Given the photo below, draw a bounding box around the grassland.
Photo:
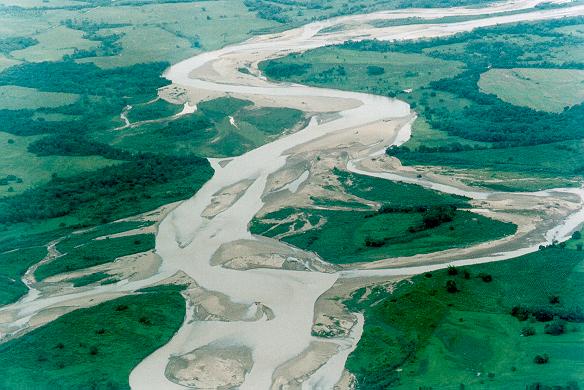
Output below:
[0,131,121,197]
[345,240,584,389]
[0,221,151,306]
[0,285,186,390]
[0,245,47,306]
[0,86,79,110]
[250,169,515,263]
[103,97,304,157]
[260,48,465,97]
[10,25,98,63]
[126,98,182,123]
[478,68,584,113]
[36,233,154,280]
[260,18,584,191]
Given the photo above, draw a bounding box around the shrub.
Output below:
[446,280,459,293]
[533,354,549,364]
[366,65,385,76]
[549,295,560,304]
[447,265,458,276]
[521,326,536,336]
[511,306,529,321]
[544,320,565,335]
[479,273,493,282]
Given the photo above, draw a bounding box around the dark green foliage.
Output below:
[366,65,385,76]
[422,205,456,229]
[0,154,212,225]
[544,320,566,336]
[446,279,459,293]
[259,62,311,78]
[534,354,550,364]
[126,99,182,123]
[0,61,170,99]
[0,246,47,305]
[35,233,154,280]
[68,272,113,287]
[28,134,133,160]
[0,36,38,54]
[251,170,515,262]
[0,286,186,390]
[244,0,494,25]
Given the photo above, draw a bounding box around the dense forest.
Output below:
[0,153,211,225]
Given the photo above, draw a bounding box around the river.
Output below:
[0,1,582,388]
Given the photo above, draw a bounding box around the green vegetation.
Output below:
[260,48,464,95]
[0,153,212,227]
[478,68,584,113]
[0,0,303,316]
[0,220,150,305]
[0,285,186,390]
[0,131,120,197]
[103,97,304,157]
[36,233,154,281]
[0,86,79,110]
[261,17,584,190]
[244,0,494,26]
[250,169,515,263]
[126,98,182,123]
[0,245,46,305]
[67,271,114,287]
[345,242,584,389]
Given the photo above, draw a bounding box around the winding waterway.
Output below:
[130,2,584,388]
[0,1,583,389]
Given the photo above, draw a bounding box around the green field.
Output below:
[0,220,152,306]
[261,18,584,191]
[260,48,464,97]
[478,68,584,113]
[126,98,182,123]
[251,169,515,263]
[0,245,47,306]
[75,0,278,68]
[345,241,584,389]
[103,97,304,157]
[0,132,121,197]
[11,25,98,63]
[0,285,186,390]
[36,233,154,281]
[0,86,79,110]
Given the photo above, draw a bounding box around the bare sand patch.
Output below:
[165,344,253,389]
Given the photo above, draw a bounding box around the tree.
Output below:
[446,280,458,293]
[544,320,565,336]
[533,354,549,364]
